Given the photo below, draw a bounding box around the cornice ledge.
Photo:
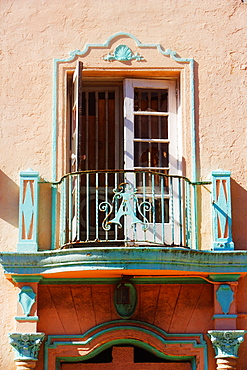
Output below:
[1,248,247,276]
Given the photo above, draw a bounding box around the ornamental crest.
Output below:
[99,182,151,231]
[103,45,144,62]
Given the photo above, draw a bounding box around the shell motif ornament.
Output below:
[103,45,144,62]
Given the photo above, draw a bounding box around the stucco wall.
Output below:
[1,0,247,368]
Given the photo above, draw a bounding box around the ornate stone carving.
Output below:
[208,330,246,358]
[103,45,144,61]
[9,333,45,361]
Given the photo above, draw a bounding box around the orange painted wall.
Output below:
[37,284,213,335]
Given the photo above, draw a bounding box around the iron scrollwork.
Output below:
[99,182,151,231]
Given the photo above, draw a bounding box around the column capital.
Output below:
[8,333,45,361]
[208,330,246,358]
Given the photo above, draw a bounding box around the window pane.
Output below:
[134,115,168,139]
[134,88,168,112]
[134,142,169,168]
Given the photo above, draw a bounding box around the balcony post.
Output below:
[17,169,39,252]
[211,170,234,251]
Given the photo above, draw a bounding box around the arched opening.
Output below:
[60,345,192,369]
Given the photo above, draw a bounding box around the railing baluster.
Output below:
[133,171,137,241]
[76,174,81,241]
[59,177,66,247]
[152,172,156,243]
[178,177,183,246]
[95,172,99,241]
[161,175,165,244]
[143,171,147,242]
[68,175,72,242]
[114,172,118,241]
[185,180,192,248]
[105,171,108,241]
[86,173,90,241]
[170,176,174,244]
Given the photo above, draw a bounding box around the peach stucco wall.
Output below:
[1,0,247,369]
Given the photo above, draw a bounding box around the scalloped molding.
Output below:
[44,320,207,370]
[103,44,144,61]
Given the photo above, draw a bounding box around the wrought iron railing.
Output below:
[17,169,235,252]
[54,170,201,248]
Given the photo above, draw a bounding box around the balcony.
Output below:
[17,169,234,253]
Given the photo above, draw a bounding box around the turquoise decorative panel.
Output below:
[212,170,234,251]
[208,330,246,358]
[17,169,39,252]
[216,284,234,314]
[18,286,36,316]
[8,333,45,361]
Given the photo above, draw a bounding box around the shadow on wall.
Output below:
[231,178,247,250]
[0,170,19,228]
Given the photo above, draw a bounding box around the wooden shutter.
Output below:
[71,60,83,172]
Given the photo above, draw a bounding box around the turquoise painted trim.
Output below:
[209,274,240,282]
[15,316,39,322]
[17,169,39,252]
[18,286,36,316]
[2,248,247,276]
[212,170,234,251]
[12,275,43,283]
[52,32,198,248]
[39,277,209,285]
[44,320,207,370]
[55,342,194,370]
[212,314,238,319]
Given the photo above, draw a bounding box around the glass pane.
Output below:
[134,115,168,139]
[145,198,169,224]
[134,88,168,112]
[134,142,169,168]
[135,170,169,194]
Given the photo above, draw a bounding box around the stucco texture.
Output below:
[1,0,247,369]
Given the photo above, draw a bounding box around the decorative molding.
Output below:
[12,276,43,284]
[15,316,39,322]
[216,285,234,314]
[209,274,240,282]
[45,320,207,370]
[51,32,197,249]
[208,330,246,358]
[2,248,247,276]
[212,314,237,320]
[9,333,45,361]
[18,286,36,317]
[103,44,144,61]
